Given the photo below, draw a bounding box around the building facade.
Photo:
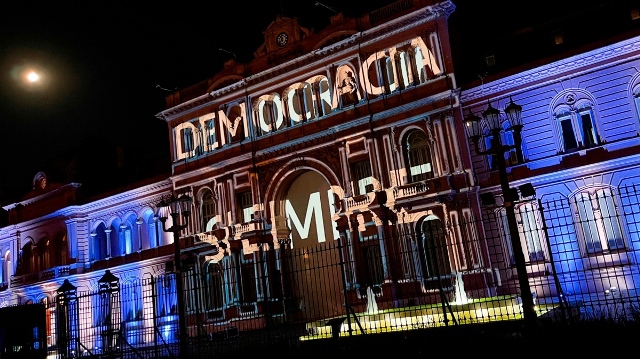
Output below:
[154,0,494,333]
[2,0,640,357]
[461,27,640,315]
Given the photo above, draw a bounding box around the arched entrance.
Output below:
[279,170,344,321]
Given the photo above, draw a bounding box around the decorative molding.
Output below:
[461,36,640,103]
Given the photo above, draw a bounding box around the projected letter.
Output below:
[286,192,325,243]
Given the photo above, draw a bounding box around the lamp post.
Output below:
[56,279,77,358]
[156,193,192,358]
[463,98,538,329]
[98,270,119,354]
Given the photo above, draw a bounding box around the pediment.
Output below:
[254,15,312,58]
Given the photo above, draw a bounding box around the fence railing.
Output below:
[41,183,640,358]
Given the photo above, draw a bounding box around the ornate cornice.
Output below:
[165,1,455,117]
[461,35,640,103]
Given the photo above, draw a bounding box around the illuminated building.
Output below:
[1,0,640,357]
[461,21,640,314]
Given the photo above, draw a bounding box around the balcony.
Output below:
[10,265,71,287]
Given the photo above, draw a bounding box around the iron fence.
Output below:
[41,183,640,358]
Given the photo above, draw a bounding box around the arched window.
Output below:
[204,261,225,311]
[92,224,108,261]
[516,203,546,262]
[573,187,625,254]
[404,129,434,182]
[141,209,160,249]
[39,238,50,270]
[350,158,373,195]
[499,205,547,265]
[255,94,285,136]
[205,118,216,152]
[450,210,483,270]
[414,46,428,83]
[553,91,600,153]
[121,281,143,322]
[418,216,451,279]
[289,84,313,122]
[395,49,416,89]
[182,127,194,155]
[316,77,333,116]
[18,240,35,275]
[236,251,257,306]
[1,251,9,286]
[360,234,385,287]
[236,190,254,223]
[155,274,177,318]
[52,233,68,267]
[338,66,360,108]
[630,79,640,133]
[120,215,140,255]
[201,189,217,232]
[381,56,397,94]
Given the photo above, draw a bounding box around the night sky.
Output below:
[0,0,622,203]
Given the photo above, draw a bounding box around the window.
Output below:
[556,108,599,152]
[419,216,451,278]
[237,190,254,223]
[382,56,397,94]
[451,210,483,270]
[558,113,578,151]
[201,190,216,231]
[413,46,428,83]
[259,100,278,134]
[18,241,35,274]
[574,188,625,254]
[579,110,598,147]
[339,68,359,107]
[94,290,113,327]
[291,85,313,122]
[53,234,68,267]
[405,130,434,182]
[146,212,162,249]
[140,210,158,250]
[316,77,333,116]
[155,274,177,317]
[499,205,546,265]
[121,281,143,322]
[360,235,385,286]
[634,90,640,123]
[120,223,133,255]
[484,132,498,170]
[351,159,373,195]
[395,50,408,90]
[194,123,204,156]
[204,261,225,311]
[484,121,518,170]
[40,239,50,270]
[515,204,546,262]
[91,224,109,261]
[182,128,194,155]
[205,119,216,151]
[236,251,257,305]
[0,252,6,286]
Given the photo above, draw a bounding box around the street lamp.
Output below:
[463,98,538,329]
[156,193,192,358]
[56,279,77,358]
[98,270,119,354]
